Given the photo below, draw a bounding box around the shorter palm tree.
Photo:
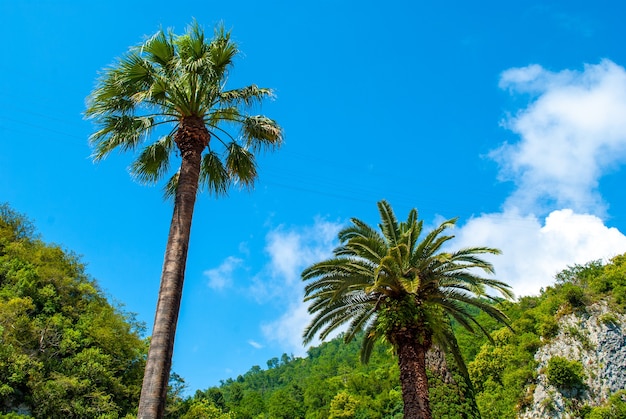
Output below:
[302,200,513,418]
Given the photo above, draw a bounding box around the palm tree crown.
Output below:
[86,21,282,194]
[302,200,513,418]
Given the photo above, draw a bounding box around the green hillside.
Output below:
[2,204,625,418]
[0,205,146,418]
[168,256,626,418]
[167,335,477,419]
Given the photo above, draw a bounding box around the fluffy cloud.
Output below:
[454,60,626,296]
[261,302,312,357]
[203,256,243,290]
[493,60,626,215]
[252,217,341,300]
[259,218,342,354]
[266,217,340,281]
[201,218,341,355]
[454,209,626,296]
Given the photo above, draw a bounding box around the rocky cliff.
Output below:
[519,301,626,418]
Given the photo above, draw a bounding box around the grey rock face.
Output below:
[518,301,626,418]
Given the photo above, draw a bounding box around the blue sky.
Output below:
[2,0,626,393]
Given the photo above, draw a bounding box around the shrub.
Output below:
[562,284,586,308]
[598,313,619,326]
[538,316,559,339]
[546,356,585,389]
[587,390,626,418]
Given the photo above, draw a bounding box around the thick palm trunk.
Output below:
[138,117,208,419]
[395,330,432,419]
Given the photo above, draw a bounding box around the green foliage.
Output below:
[180,399,231,419]
[329,391,360,418]
[165,335,476,418]
[463,256,626,418]
[85,21,283,198]
[163,255,626,419]
[598,313,619,326]
[562,283,586,309]
[586,390,626,419]
[546,357,585,390]
[0,204,146,418]
[302,200,510,417]
[537,315,559,339]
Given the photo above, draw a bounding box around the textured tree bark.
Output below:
[395,329,433,419]
[137,116,208,419]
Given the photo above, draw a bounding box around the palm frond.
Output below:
[301,199,512,369]
[220,85,275,107]
[142,29,175,69]
[360,324,381,364]
[206,107,241,126]
[241,116,283,152]
[199,151,230,196]
[130,135,174,184]
[377,200,400,245]
[163,171,179,200]
[207,24,238,81]
[225,142,257,188]
[89,116,154,160]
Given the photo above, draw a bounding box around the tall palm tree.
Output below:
[85,22,282,419]
[302,200,513,418]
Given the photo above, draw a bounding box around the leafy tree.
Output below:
[329,391,360,418]
[464,257,626,418]
[0,204,146,418]
[180,399,232,419]
[169,327,481,418]
[85,21,282,419]
[267,384,305,418]
[301,200,513,418]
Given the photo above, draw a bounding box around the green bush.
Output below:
[598,313,619,326]
[538,316,559,339]
[546,357,585,389]
[562,284,586,308]
[587,390,626,418]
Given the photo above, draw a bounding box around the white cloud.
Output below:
[261,302,311,357]
[265,216,340,284]
[451,60,626,297]
[454,209,626,296]
[258,218,342,354]
[494,60,626,215]
[248,340,263,349]
[203,256,243,290]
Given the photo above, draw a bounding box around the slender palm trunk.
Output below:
[138,117,208,419]
[395,329,432,419]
